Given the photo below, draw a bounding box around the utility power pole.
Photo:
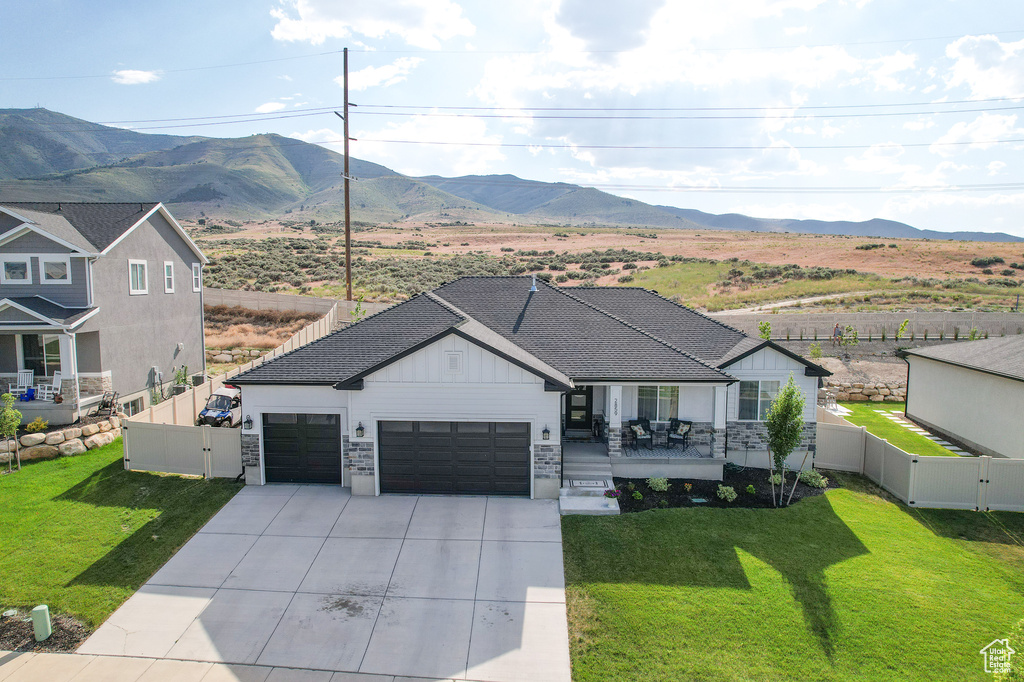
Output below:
[334,47,353,301]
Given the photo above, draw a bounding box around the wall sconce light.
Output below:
[243,415,253,430]
[542,426,550,440]
[356,422,365,438]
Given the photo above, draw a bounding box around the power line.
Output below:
[356,137,1024,151]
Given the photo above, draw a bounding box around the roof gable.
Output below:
[904,336,1024,383]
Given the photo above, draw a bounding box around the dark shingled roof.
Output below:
[230,295,464,385]
[432,278,732,382]
[231,276,832,386]
[1,202,159,251]
[564,286,748,364]
[904,335,1024,383]
[2,296,97,327]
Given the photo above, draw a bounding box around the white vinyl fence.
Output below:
[123,422,241,479]
[815,417,1024,512]
[123,299,363,477]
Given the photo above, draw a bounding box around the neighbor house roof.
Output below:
[0,296,98,329]
[0,202,160,251]
[902,335,1024,383]
[0,202,208,263]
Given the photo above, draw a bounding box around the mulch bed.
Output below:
[613,465,839,512]
[0,610,91,652]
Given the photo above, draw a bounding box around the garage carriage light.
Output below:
[542,426,550,440]
[243,415,253,430]
[356,422,365,438]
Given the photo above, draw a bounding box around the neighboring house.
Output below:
[0,202,207,424]
[902,336,1024,459]
[231,276,828,498]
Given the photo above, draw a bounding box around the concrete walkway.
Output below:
[61,486,569,682]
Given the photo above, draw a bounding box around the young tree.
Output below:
[0,393,22,472]
[758,320,771,340]
[896,318,910,341]
[764,375,805,507]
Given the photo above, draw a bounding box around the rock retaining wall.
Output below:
[824,378,907,402]
[205,348,271,365]
[0,415,125,464]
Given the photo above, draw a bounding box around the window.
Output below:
[192,263,202,292]
[22,334,61,377]
[1,257,31,284]
[163,261,174,293]
[122,397,144,416]
[738,380,780,420]
[128,260,148,295]
[41,256,71,284]
[637,385,679,422]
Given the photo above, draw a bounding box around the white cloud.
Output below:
[343,57,424,91]
[903,118,935,131]
[930,112,1022,156]
[111,69,160,85]
[270,0,474,49]
[988,160,1006,175]
[784,26,809,35]
[944,35,1024,98]
[255,102,288,113]
[869,51,916,91]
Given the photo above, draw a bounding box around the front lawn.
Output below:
[838,401,959,457]
[0,439,241,627]
[563,474,1024,681]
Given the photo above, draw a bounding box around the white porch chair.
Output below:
[8,369,33,397]
[37,371,63,401]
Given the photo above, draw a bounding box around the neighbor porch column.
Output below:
[607,384,622,457]
[712,385,728,458]
[59,333,80,415]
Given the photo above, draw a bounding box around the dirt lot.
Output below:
[204,305,323,349]
[192,220,1024,282]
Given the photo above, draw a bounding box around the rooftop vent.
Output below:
[530,274,538,292]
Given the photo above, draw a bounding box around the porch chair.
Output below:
[8,369,33,397]
[667,418,692,450]
[627,418,653,451]
[37,371,63,401]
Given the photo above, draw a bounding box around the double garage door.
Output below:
[379,421,531,495]
[263,414,531,495]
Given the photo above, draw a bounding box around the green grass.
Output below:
[838,402,960,457]
[563,474,1024,681]
[0,439,241,626]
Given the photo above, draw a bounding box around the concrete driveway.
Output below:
[79,486,571,682]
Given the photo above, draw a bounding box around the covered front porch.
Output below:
[559,382,731,487]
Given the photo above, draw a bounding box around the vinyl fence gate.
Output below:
[123,421,242,479]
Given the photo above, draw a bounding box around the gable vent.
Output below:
[444,350,463,374]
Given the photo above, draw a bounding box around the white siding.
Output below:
[907,356,1024,459]
[240,385,349,438]
[365,334,544,387]
[724,347,818,422]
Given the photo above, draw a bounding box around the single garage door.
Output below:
[378,421,531,495]
[263,413,341,484]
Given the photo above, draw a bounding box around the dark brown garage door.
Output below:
[378,421,531,495]
[263,413,341,484]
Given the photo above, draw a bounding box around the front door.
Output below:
[565,387,593,432]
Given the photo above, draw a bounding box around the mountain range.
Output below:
[0,108,1019,242]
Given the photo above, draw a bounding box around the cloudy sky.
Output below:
[4,0,1024,235]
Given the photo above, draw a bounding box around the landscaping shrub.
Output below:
[798,469,829,488]
[647,477,671,492]
[716,485,737,502]
[768,472,782,485]
[25,417,48,433]
[745,484,756,495]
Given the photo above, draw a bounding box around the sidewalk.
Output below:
[0,650,428,682]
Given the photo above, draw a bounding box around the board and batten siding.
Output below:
[907,356,1024,459]
[724,347,818,422]
[352,333,560,438]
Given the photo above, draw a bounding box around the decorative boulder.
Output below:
[59,439,87,456]
[0,439,15,453]
[84,433,113,450]
[20,433,46,447]
[112,427,122,438]
[63,427,83,440]
[21,444,59,461]
[869,394,885,402]
[0,452,10,464]
[81,424,100,437]
[108,416,120,429]
[98,420,112,432]
[848,393,868,401]
[213,354,233,363]
[44,432,65,445]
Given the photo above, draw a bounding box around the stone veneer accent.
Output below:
[78,374,114,397]
[726,421,817,455]
[711,427,726,458]
[241,433,260,467]
[345,436,375,476]
[533,442,562,479]
[607,426,622,457]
